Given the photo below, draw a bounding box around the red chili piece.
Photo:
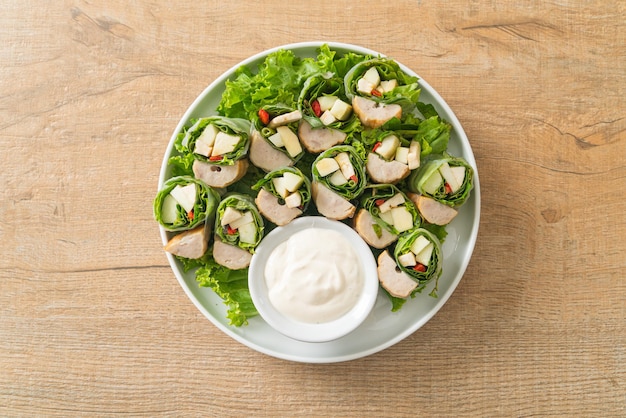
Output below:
[413,263,426,272]
[311,100,322,117]
[187,210,194,221]
[209,155,222,161]
[373,142,382,152]
[226,225,237,235]
[349,175,358,183]
[258,109,270,125]
[444,183,452,194]
[375,199,386,206]
[371,89,382,97]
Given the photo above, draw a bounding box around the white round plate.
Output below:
[158,41,481,363]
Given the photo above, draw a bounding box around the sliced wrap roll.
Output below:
[177,116,251,165]
[407,154,474,207]
[393,228,443,294]
[252,167,311,226]
[253,104,305,163]
[344,57,421,112]
[360,184,421,236]
[214,194,264,253]
[154,175,221,232]
[311,145,367,200]
[297,73,361,132]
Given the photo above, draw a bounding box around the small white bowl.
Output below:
[249,216,379,343]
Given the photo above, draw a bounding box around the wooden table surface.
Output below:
[1,1,624,416]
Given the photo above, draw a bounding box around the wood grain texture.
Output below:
[1,0,624,416]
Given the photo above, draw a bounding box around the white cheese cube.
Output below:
[391,206,414,233]
[378,193,406,213]
[267,110,302,128]
[407,140,421,170]
[317,95,338,111]
[395,146,410,164]
[414,243,434,266]
[284,192,302,208]
[197,124,219,147]
[267,132,284,147]
[375,135,400,160]
[272,176,289,198]
[193,140,212,157]
[363,67,381,86]
[379,79,398,93]
[220,206,244,226]
[329,99,352,121]
[357,77,377,95]
[316,157,340,177]
[169,183,196,213]
[334,152,355,181]
[319,110,337,126]
[238,222,257,244]
[328,170,348,186]
[450,166,466,185]
[398,251,416,267]
[230,210,254,230]
[410,235,430,256]
[211,132,240,156]
[438,162,461,193]
[276,126,302,158]
[282,172,304,193]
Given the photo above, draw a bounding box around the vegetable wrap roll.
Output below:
[407,154,474,207]
[214,194,264,253]
[344,58,421,128]
[296,74,361,152]
[393,228,443,293]
[178,116,251,165]
[359,184,421,235]
[344,57,421,109]
[251,104,305,164]
[252,167,311,226]
[154,175,221,232]
[311,145,367,200]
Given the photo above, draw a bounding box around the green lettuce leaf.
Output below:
[195,258,257,327]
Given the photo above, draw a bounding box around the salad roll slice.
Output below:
[364,130,421,184]
[178,116,251,165]
[407,154,474,207]
[252,167,311,226]
[214,194,264,268]
[154,175,221,232]
[355,184,420,248]
[393,228,443,295]
[311,145,367,220]
[297,73,361,152]
[250,105,305,169]
[344,58,421,126]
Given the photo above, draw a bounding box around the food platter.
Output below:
[157,41,480,363]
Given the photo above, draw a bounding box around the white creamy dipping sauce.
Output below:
[264,228,363,324]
